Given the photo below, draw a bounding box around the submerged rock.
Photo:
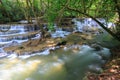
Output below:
[91,44,103,51]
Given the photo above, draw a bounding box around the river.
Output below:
[0,18,113,80]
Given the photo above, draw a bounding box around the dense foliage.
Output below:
[0,0,120,41]
[0,0,119,22]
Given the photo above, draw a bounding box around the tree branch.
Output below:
[66,6,120,41]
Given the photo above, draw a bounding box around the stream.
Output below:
[0,18,113,80]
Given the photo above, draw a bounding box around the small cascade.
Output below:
[0,19,112,80]
[50,23,73,38]
[50,18,112,38]
[51,27,71,38]
[72,18,115,33]
[0,24,40,45]
[0,24,41,58]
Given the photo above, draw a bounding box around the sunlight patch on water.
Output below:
[0,45,111,80]
[0,59,41,80]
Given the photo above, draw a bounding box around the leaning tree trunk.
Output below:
[66,6,120,42]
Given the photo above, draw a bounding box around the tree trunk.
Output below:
[66,6,120,42]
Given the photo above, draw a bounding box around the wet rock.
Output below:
[58,18,73,27]
[56,40,67,46]
[3,38,62,55]
[44,32,51,38]
[91,44,103,51]
[18,46,24,49]
[62,27,74,32]
[24,24,40,32]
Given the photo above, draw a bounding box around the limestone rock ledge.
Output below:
[3,33,93,56]
[3,38,65,55]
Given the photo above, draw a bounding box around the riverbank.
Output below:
[87,46,120,80]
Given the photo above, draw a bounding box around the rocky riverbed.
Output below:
[0,18,120,80]
[3,32,93,56]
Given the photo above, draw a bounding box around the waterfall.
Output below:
[0,21,112,80]
[0,24,40,45]
[72,18,115,33]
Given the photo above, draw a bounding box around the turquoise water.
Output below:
[0,20,112,80]
[0,45,111,80]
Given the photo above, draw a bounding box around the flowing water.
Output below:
[0,18,113,80]
[0,24,40,44]
[0,45,111,80]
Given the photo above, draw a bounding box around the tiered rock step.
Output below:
[0,30,20,35]
[0,24,40,44]
[0,24,40,32]
[0,31,40,42]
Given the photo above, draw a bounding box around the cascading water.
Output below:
[72,18,115,33]
[0,24,41,58]
[47,18,116,38]
[0,24,40,44]
[0,18,113,80]
[51,27,71,38]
